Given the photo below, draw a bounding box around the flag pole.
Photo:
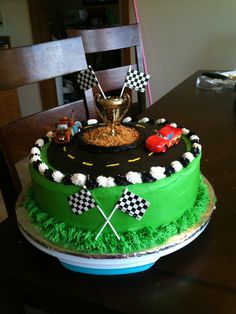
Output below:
[85,188,119,239]
[96,205,120,240]
[98,84,106,99]
[95,204,119,240]
[119,65,132,99]
[89,65,106,99]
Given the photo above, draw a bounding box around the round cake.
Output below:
[26,117,209,254]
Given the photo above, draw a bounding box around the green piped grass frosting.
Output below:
[24,176,210,255]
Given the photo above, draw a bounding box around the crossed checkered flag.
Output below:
[123,68,150,93]
[68,187,120,240]
[67,187,97,215]
[77,65,99,91]
[116,189,150,220]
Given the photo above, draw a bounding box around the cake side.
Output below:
[29,152,201,232]
[25,174,209,254]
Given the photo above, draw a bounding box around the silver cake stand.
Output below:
[16,177,216,275]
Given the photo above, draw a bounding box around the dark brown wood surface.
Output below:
[0,36,95,115]
[0,37,88,90]
[0,71,235,313]
[0,89,21,124]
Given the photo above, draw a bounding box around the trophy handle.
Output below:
[119,93,130,122]
[95,93,106,122]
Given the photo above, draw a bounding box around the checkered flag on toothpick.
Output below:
[77,65,99,91]
[68,187,120,240]
[116,189,150,220]
[123,67,150,93]
[67,187,97,215]
[95,188,150,240]
[77,65,106,98]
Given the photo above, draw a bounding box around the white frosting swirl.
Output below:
[31,147,40,155]
[35,138,44,148]
[122,116,132,123]
[150,166,166,180]
[193,143,202,151]
[46,131,54,140]
[87,119,98,125]
[156,118,166,124]
[52,170,64,183]
[71,173,86,186]
[97,176,116,187]
[29,155,40,163]
[171,160,183,172]
[190,135,200,142]
[182,128,190,135]
[126,171,142,184]
[170,123,177,128]
[138,117,149,123]
[38,162,48,175]
[182,152,194,162]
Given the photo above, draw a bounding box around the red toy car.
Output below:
[145,124,182,153]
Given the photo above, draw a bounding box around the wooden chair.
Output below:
[0,37,96,218]
[0,36,129,314]
[67,23,148,116]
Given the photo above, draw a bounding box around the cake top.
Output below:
[29,117,202,189]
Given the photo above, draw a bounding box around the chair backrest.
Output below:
[67,23,147,115]
[0,37,95,116]
[0,37,96,217]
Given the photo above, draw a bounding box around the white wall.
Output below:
[0,0,42,116]
[134,0,236,104]
[0,0,32,46]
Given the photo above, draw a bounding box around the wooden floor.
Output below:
[0,157,30,222]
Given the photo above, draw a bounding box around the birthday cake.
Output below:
[25,115,210,255]
[23,66,210,256]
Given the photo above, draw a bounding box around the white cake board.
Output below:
[16,177,216,275]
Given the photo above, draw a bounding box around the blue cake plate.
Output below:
[16,177,215,275]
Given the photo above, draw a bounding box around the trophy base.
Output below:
[78,123,144,153]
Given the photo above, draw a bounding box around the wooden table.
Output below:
[0,71,235,313]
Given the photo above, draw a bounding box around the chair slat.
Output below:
[0,38,89,90]
[68,24,142,53]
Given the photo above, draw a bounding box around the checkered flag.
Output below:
[123,67,150,93]
[116,189,150,220]
[67,187,97,215]
[77,65,99,91]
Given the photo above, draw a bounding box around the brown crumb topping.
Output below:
[82,124,140,147]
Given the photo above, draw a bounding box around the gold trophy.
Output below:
[95,93,130,136]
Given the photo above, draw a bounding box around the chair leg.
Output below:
[0,148,21,218]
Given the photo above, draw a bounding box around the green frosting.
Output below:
[29,153,201,233]
[25,176,209,254]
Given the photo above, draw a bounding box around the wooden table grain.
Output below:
[0,71,235,313]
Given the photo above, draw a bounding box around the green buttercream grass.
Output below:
[24,177,210,254]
